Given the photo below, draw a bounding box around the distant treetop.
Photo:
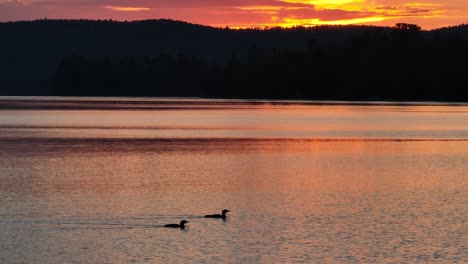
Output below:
[394,23,422,31]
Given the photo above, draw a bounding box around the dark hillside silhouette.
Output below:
[1,19,468,101]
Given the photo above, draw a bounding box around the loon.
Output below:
[204,209,230,219]
[164,220,189,228]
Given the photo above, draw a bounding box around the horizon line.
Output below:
[1,17,467,31]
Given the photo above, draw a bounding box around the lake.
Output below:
[0,97,467,263]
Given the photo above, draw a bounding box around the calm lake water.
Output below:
[0,97,467,263]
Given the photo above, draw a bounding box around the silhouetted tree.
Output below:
[395,23,422,31]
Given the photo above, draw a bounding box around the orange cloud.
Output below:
[104,6,150,12]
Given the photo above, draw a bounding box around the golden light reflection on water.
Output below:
[0,102,467,140]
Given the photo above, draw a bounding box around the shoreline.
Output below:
[0,96,467,108]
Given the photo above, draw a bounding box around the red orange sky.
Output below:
[0,0,467,29]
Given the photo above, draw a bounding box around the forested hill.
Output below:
[0,19,378,95]
[1,19,468,101]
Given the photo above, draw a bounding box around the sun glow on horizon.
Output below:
[0,0,466,29]
[281,16,386,27]
[218,16,386,29]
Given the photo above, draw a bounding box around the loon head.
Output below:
[222,209,230,215]
[180,220,189,226]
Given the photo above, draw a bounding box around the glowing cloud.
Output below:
[253,0,446,26]
[104,6,150,12]
[200,0,447,28]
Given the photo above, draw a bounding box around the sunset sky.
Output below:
[0,0,467,29]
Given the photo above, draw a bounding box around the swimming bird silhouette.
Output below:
[204,209,230,219]
[164,220,189,228]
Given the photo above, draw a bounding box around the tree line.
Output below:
[51,23,468,101]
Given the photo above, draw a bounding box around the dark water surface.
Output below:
[0,98,467,263]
